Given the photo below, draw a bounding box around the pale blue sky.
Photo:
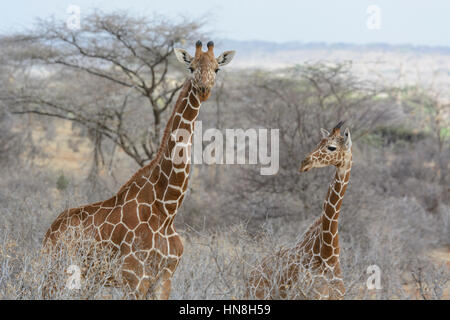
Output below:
[0,0,448,46]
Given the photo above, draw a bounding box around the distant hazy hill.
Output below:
[219,39,450,55]
[215,39,450,103]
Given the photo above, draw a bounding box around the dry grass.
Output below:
[0,229,126,300]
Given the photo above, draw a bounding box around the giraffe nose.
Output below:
[197,86,211,101]
[300,159,312,172]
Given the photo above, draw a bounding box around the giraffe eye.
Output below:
[327,146,336,151]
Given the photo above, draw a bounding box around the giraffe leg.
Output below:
[152,269,172,300]
[121,269,141,299]
[135,277,152,300]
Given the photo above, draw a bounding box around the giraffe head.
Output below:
[299,121,352,172]
[174,40,235,101]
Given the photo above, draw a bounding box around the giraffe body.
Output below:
[247,122,352,300]
[43,41,235,299]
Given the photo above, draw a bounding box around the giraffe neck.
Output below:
[115,79,202,220]
[152,79,201,201]
[157,79,201,191]
[320,154,352,261]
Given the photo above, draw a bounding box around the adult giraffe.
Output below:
[247,121,352,300]
[43,41,235,299]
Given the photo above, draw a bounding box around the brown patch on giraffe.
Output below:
[169,170,185,188]
[177,194,185,208]
[102,196,117,208]
[111,223,128,246]
[323,232,333,245]
[183,104,199,122]
[122,270,139,291]
[124,256,143,278]
[94,208,112,226]
[164,186,182,201]
[149,165,160,184]
[321,243,334,259]
[122,201,139,230]
[340,184,348,195]
[154,233,168,254]
[332,235,340,247]
[329,189,340,205]
[188,93,200,109]
[178,121,192,132]
[161,216,173,233]
[120,242,131,256]
[160,158,172,178]
[84,215,94,228]
[69,214,81,227]
[146,250,163,274]
[333,246,340,256]
[93,228,102,242]
[313,237,321,255]
[149,213,163,230]
[135,248,149,262]
[322,216,331,231]
[177,99,187,114]
[126,183,140,202]
[136,183,155,204]
[115,190,127,206]
[125,231,133,243]
[166,139,176,158]
[345,172,350,181]
[106,207,121,224]
[154,174,169,197]
[77,211,88,222]
[302,237,312,252]
[100,223,114,240]
[134,223,153,250]
[182,169,191,188]
[153,200,166,216]
[327,255,338,266]
[334,180,342,194]
[138,205,151,222]
[164,203,177,215]
[329,221,338,236]
[82,205,99,216]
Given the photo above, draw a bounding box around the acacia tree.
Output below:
[2,11,204,167]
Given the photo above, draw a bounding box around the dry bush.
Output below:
[170,217,449,300]
[0,228,127,300]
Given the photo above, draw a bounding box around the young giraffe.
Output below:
[43,41,235,299]
[247,121,352,300]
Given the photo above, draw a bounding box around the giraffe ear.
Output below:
[344,128,352,149]
[174,48,193,67]
[216,50,236,66]
[320,128,330,139]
